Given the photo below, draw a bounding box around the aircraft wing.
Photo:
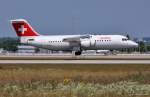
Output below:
[63,35,90,42]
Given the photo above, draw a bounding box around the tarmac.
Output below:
[1,54,150,59]
[0,54,150,65]
[0,60,150,65]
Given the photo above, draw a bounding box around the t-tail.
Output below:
[11,19,40,37]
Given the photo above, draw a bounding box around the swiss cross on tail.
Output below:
[11,19,40,37]
[18,25,27,34]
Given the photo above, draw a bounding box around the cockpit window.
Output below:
[122,38,128,41]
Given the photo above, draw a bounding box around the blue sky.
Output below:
[0,0,150,38]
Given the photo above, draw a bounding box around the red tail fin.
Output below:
[11,19,40,37]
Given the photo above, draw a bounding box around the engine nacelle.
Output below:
[81,40,91,48]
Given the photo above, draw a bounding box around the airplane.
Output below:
[11,19,138,55]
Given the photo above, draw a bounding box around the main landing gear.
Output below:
[72,51,82,56]
[75,51,82,55]
[72,46,82,56]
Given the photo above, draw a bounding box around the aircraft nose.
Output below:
[129,41,138,48]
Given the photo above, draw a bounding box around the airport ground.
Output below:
[0,54,150,97]
[0,63,150,97]
[0,54,150,65]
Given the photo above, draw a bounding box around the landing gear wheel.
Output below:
[75,51,82,55]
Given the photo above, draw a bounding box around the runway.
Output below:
[0,54,150,65]
[1,54,150,60]
[0,60,150,65]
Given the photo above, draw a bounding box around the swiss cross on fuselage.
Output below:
[18,25,27,34]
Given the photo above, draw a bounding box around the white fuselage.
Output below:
[20,35,138,51]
